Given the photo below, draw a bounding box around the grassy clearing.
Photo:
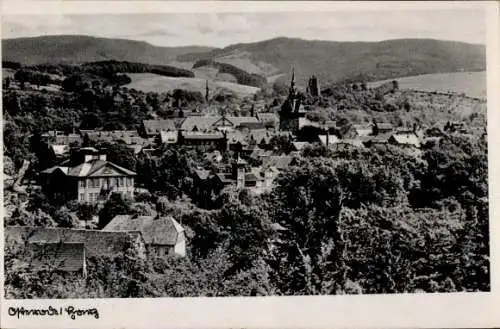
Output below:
[124,73,260,97]
[369,71,486,99]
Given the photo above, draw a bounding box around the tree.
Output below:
[80,113,103,130]
[268,135,294,154]
[269,158,344,294]
[98,193,132,229]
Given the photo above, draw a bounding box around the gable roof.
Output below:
[28,242,85,272]
[104,215,184,246]
[43,159,136,178]
[67,159,136,177]
[4,226,145,258]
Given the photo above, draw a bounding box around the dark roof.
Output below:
[181,116,219,132]
[4,226,145,258]
[28,242,85,272]
[104,215,184,246]
[43,159,136,177]
[235,122,265,130]
[143,119,180,134]
[85,130,145,145]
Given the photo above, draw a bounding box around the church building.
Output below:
[279,68,306,134]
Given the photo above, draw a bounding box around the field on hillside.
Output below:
[124,73,260,97]
[369,71,486,99]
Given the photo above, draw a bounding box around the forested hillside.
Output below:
[2,35,213,65]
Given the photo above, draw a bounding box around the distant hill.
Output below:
[2,35,486,89]
[2,35,213,66]
[178,37,486,85]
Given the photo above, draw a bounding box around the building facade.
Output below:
[40,148,136,204]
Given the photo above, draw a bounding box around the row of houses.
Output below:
[5,214,186,278]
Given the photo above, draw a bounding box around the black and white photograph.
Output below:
[1,1,499,326]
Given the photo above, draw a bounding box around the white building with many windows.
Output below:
[40,148,136,204]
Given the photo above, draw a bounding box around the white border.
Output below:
[1,1,499,328]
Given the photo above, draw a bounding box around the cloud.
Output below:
[1,9,486,47]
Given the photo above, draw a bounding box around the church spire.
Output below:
[288,66,296,100]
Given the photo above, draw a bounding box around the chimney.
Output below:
[233,155,246,189]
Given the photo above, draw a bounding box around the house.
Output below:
[180,115,260,133]
[4,226,148,276]
[444,121,467,133]
[159,130,178,144]
[104,215,186,258]
[373,122,393,135]
[40,148,136,204]
[178,131,227,151]
[351,124,374,137]
[83,130,145,146]
[50,144,70,157]
[193,157,278,203]
[279,69,307,133]
[330,139,364,151]
[256,112,279,130]
[141,119,181,138]
[42,131,82,145]
[388,132,421,148]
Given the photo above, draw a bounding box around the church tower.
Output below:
[205,80,209,102]
[279,67,305,133]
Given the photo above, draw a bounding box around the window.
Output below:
[88,193,94,203]
[79,193,85,201]
[93,178,100,188]
[87,179,93,188]
[79,180,86,188]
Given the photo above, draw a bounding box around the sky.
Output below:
[2,9,486,48]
